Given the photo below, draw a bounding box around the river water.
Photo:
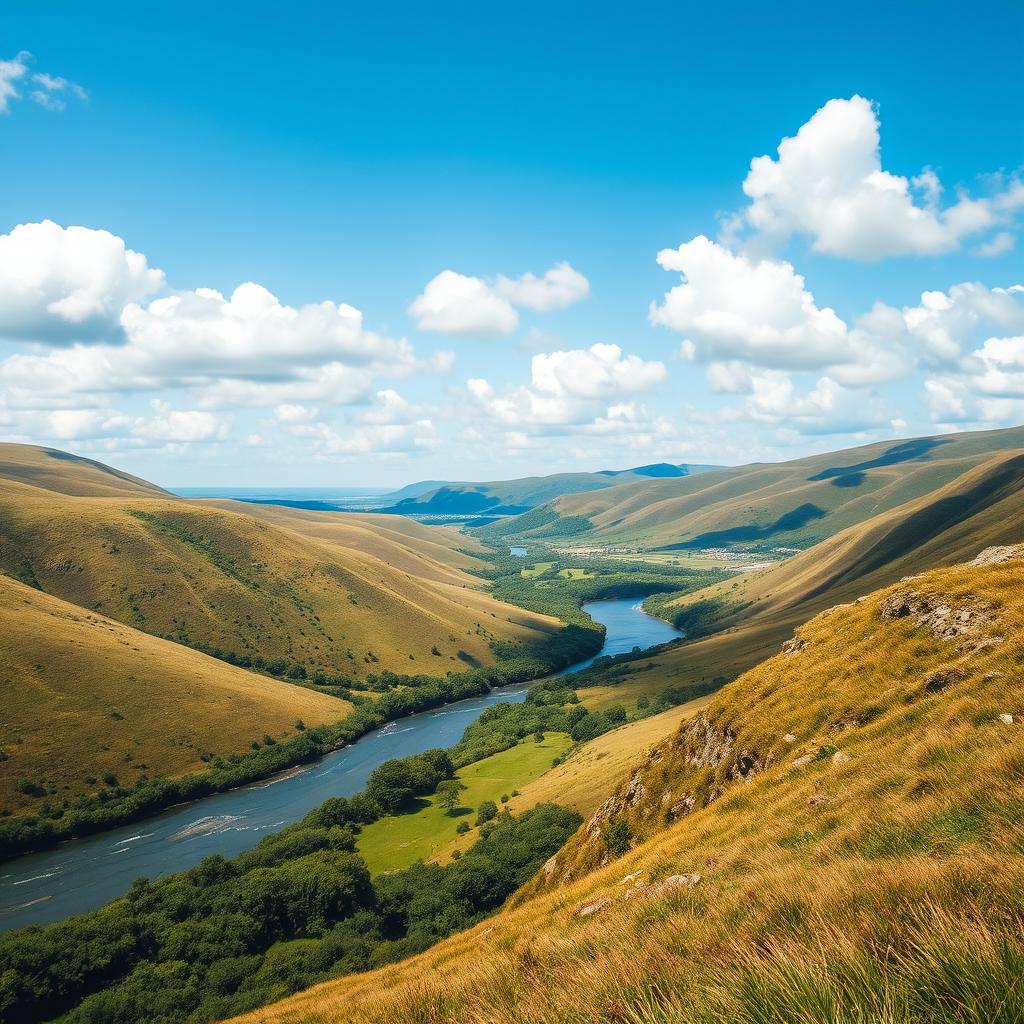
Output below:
[0,597,682,932]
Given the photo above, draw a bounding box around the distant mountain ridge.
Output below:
[378,462,723,518]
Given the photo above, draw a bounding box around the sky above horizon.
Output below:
[1,1,1022,487]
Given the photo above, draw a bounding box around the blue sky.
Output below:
[0,1,1022,485]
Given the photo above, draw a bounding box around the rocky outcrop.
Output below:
[969,545,1022,567]
[782,636,808,656]
[879,589,1002,653]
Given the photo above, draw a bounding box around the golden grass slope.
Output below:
[0,443,170,498]
[0,445,558,678]
[627,448,1024,701]
[229,547,1024,1024]
[511,424,1024,550]
[0,574,348,814]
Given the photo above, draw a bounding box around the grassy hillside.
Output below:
[480,426,1024,550]
[380,463,721,517]
[234,545,1024,1024]
[616,448,1024,705]
[0,444,170,498]
[0,574,348,813]
[0,445,559,680]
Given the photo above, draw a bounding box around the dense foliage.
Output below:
[0,790,581,1024]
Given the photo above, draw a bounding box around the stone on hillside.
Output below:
[650,873,701,896]
[791,754,813,767]
[782,636,808,656]
[999,713,1014,725]
[831,750,850,765]
[969,545,1021,567]
[880,590,997,651]
[784,733,796,743]
[578,897,611,917]
[808,794,833,806]
[924,665,966,694]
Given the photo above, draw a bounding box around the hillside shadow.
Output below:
[808,438,953,485]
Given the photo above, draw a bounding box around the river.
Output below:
[0,596,682,932]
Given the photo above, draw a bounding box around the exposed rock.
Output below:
[542,854,559,877]
[969,545,1022,567]
[618,872,643,886]
[730,748,772,783]
[880,589,999,652]
[650,873,701,896]
[1000,714,1015,725]
[685,715,736,770]
[831,750,850,765]
[924,665,966,694]
[667,794,696,820]
[808,794,833,806]
[985,671,1004,680]
[791,754,813,768]
[782,636,808,656]
[622,883,648,902]
[783,733,796,743]
[578,898,611,918]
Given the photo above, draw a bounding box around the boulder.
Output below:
[578,898,611,918]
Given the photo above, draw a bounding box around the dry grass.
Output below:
[0,445,559,680]
[226,550,1024,1024]
[0,575,348,812]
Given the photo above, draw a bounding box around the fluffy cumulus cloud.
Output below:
[494,262,590,311]
[467,343,665,430]
[0,221,164,343]
[0,222,453,456]
[736,96,1022,259]
[651,236,848,369]
[0,277,440,414]
[409,262,589,337]
[0,52,87,114]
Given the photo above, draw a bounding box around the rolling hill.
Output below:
[479,426,1024,550]
[0,573,349,813]
[0,445,559,680]
[232,545,1024,1024]
[378,462,722,518]
[589,446,1024,710]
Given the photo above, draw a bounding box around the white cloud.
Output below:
[975,232,1016,258]
[650,235,853,370]
[409,262,589,337]
[467,343,665,429]
[0,279,441,411]
[409,270,518,337]
[0,52,86,114]
[0,221,164,343]
[738,96,1017,259]
[495,262,590,311]
[740,371,888,435]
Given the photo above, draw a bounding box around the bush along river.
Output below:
[0,596,682,932]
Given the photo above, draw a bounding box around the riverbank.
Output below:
[0,595,680,932]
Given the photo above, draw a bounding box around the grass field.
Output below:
[356,733,573,873]
[229,546,1024,1024]
[0,575,350,813]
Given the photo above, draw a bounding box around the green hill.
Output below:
[478,426,1024,550]
[380,462,722,518]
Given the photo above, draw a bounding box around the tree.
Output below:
[475,800,498,826]
[435,779,465,814]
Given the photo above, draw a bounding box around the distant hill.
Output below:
[0,445,558,681]
[478,426,1024,549]
[632,446,1024,697]
[379,463,723,518]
